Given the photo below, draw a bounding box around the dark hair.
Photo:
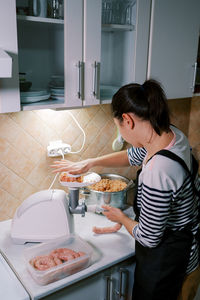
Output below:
[111,79,170,135]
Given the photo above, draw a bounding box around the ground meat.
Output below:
[89,179,127,192]
[93,223,122,234]
[60,173,83,183]
[30,248,86,271]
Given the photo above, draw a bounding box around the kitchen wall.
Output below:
[0,96,199,221]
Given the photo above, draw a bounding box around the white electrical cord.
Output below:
[67,111,86,154]
[48,112,86,189]
[48,149,65,190]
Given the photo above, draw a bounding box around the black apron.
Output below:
[132,150,196,300]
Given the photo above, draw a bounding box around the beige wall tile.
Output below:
[0,188,19,220]
[10,111,58,147]
[0,163,10,185]
[168,98,191,136]
[0,169,36,201]
[34,110,71,135]
[0,115,44,165]
[0,137,35,179]
[91,107,111,129]
[61,123,81,146]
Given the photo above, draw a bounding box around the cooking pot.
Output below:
[82,173,135,209]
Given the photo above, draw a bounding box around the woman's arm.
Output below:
[102,205,138,238]
[51,150,130,174]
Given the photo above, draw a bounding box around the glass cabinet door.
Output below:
[16,0,67,110]
[84,0,137,106]
[100,0,137,102]
[83,0,151,106]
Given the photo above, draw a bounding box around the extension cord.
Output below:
[47,140,71,157]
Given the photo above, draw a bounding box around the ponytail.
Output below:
[111,79,170,135]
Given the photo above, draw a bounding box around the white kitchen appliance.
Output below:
[11,189,74,244]
[11,172,101,244]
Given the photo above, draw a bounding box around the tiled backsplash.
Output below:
[0,97,199,221]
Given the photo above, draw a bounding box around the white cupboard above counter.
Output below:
[0,0,199,114]
[0,0,150,113]
[147,0,200,99]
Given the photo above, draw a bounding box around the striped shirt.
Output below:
[128,125,200,274]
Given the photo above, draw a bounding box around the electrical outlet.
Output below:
[47,140,71,157]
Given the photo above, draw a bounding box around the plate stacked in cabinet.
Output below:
[49,75,64,102]
[20,90,50,104]
[50,87,64,101]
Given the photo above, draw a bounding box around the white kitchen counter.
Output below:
[0,211,135,300]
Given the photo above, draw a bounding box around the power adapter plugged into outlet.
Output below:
[47,140,71,157]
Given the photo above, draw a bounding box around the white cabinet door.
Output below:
[147,0,200,99]
[134,0,152,84]
[40,271,110,300]
[84,0,102,106]
[64,0,84,108]
[0,254,30,300]
[111,258,136,300]
[0,0,20,113]
[0,49,12,78]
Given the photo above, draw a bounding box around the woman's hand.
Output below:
[50,158,94,175]
[102,205,138,238]
[101,205,126,224]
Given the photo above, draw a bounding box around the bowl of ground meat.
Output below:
[82,174,135,209]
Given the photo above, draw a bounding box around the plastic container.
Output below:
[24,235,93,285]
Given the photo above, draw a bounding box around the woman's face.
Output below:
[113,116,143,148]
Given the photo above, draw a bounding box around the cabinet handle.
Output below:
[77,61,85,100]
[92,61,101,99]
[191,62,197,92]
[116,268,129,299]
[104,275,112,300]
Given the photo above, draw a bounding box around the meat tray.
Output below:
[23,235,93,285]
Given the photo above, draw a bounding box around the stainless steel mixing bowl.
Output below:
[82,173,135,209]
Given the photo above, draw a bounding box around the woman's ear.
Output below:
[122,113,134,129]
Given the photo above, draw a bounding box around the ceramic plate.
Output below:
[50,88,64,95]
[21,94,51,104]
[51,96,64,101]
[59,172,101,188]
[21,90,48,97]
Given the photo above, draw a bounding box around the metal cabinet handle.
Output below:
[104,275,112,300]
[77,61,85,100]
[115,268,129,299]
[191,62,197,92]
[92,61,100,99]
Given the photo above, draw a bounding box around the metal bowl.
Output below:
[82,173,135,209]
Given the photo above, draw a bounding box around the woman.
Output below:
[51,80,200,300]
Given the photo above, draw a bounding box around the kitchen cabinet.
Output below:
[110,259,136,300]
[147,0,200,99]
[41,257,135,300]
[0,0,150,113]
